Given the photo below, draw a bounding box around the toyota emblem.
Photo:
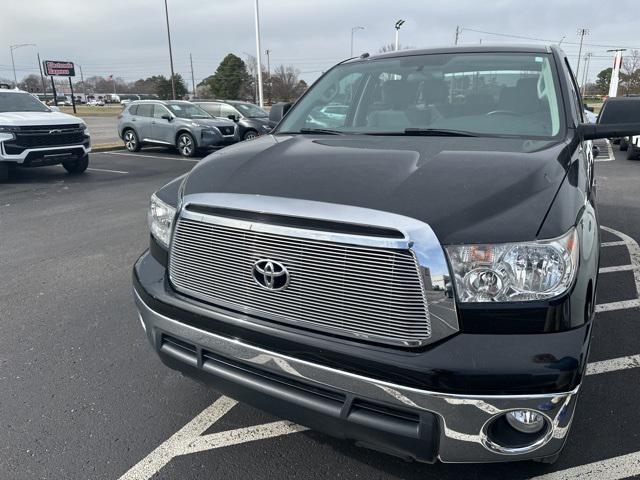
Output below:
[252,259,290,291]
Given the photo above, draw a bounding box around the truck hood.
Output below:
[182,134,573,245]
[0,111,84,127]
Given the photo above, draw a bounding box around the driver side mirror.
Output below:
[161,113,173,121]
[227,114,239,122]
[579,97,640,140]
[268,102,293,126]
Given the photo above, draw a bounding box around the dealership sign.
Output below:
[43,60,75,77]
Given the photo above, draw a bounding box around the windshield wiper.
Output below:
[295,128,344,135]
[402,128,478,137]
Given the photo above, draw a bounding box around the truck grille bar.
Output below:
[168,216,431,346]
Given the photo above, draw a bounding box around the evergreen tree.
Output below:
[200,54,251,99]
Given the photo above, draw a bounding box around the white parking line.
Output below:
[102,151,200,162]
[595,299,640,313]
[87,167,129,174]
[597,226,640,312]
[530,450,640,480]
[586,354,640,376]
[599,264,640,274]
[601,241,626,247]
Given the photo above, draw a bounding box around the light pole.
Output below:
[163,0,176,99]
[350,26,364,57]
[394,20,405,51]
[575,28,589,81]
[254,0,264,107]
[265,49,271,105]
[9,43,36,88]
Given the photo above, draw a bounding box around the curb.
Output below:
[92,144,125,152]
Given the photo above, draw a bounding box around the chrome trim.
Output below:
[134,290,579,463]
[169,193,458,347]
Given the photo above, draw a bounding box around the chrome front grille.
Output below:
[168,216,431,346]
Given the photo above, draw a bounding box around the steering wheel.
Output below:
[486,110,524,117]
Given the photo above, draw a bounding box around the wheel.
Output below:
[176,132,197,157]
[63,155,89,174]
[123,129,141,152]
[620,137,628,151]
[243,130,259,141]
[0,162,10,182]
[627,145,638,160]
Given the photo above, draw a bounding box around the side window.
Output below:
[564,59,584,123]
[128,104,138,115]
[220,104,238,118]
[137,104,153,117]
[153,104,170,118]
[201,103,221,116]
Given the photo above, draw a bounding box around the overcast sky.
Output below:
[2,0,639,90]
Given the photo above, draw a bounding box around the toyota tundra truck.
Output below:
[132,45,640,464]
[0,85,90,182]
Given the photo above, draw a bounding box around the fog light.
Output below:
[506,410,545,434]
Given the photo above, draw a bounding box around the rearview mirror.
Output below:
[579,97,640,140]
[268,102,293,126]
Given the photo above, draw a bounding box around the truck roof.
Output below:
[350,43,557,63]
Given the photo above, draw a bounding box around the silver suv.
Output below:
[117,100,238,157]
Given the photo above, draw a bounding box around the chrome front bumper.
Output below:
[133,290,579,463]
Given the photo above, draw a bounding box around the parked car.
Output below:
[132,45,640,464]
[87,99,105,106]
[193,100,271,140]
[601,97,640,159]
[117,100,239,157]
[0,85,90,181]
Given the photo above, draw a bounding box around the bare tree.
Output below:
[18,74,41,92]
[379,44,413,53]
[271,65,307,102]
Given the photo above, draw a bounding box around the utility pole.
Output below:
[254,0,264,107]
[164,0,176,99]
[9,43,36,88]
[37,51,46,95]
[581,53,592,96]
[265,49,271,105]
[394,20,405,51]
[190,53,196,99]
[454,25,460,45]
[79,64,87,100]
[575,28,590,81]
[351,26,364,57]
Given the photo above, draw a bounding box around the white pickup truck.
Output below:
[0,85,91,181]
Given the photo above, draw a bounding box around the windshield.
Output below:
[277,52,563,138]
[167,103,212,119]
[0,91,50,113]
[230,102,268,118]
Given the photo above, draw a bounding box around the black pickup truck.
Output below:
[133,45,640,463]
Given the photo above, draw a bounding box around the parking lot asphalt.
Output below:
[1,145,640,480]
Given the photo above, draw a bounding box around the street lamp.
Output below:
[9,43,36,87]
[394,19,405,51]
[350,26,364,57]
[163,0,176,99]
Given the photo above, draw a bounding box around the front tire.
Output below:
[63,155,89,174]
[177,132,197,157]
[123,129,141,152]
[243,130,258,141]
[0,162,10,182]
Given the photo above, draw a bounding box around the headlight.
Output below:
[0,132,14,142]
[148,193,176,248]
[446,228,579,302]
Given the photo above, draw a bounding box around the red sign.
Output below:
[43,60,75,77]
